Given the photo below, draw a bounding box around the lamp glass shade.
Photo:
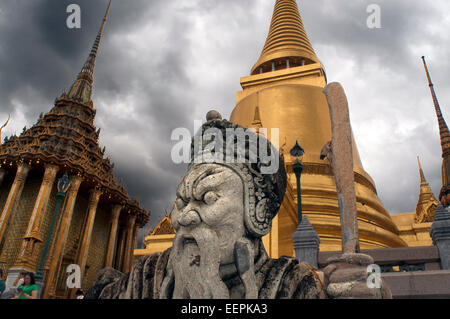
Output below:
[290,141,305,164]
[57,172,72,193]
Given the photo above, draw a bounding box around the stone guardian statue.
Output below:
[86,110,390,299]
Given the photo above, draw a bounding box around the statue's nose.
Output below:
[178,210,202,227]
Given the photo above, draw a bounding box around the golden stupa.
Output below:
[135,0,409,259]
[139,0,450,258]
[229,0,407,255]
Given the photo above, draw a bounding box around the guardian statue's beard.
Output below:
[161,225,231,299]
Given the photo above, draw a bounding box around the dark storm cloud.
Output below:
[300,0,450,85]
[1,0,449,247]
[298,0,450,214]
[0,0,193,245]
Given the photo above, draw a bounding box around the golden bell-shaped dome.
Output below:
[233,0,407,255]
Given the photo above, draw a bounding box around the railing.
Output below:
[318,246,450,298]
[318,246,441,272]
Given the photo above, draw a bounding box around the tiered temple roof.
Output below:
[0,0,148,226]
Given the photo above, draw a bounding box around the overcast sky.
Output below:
[0,0,449,247]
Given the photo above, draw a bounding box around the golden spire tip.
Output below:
[417,156,426,184]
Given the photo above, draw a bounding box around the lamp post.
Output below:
[290,141,320,267]
[290,141,305,224]
[36,172,71,284]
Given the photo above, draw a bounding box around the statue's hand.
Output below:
[323,253,392,299]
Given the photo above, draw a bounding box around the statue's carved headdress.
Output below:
[189,111,287,237]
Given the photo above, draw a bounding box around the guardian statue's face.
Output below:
[171,163,246,265]
[163,111,286,298]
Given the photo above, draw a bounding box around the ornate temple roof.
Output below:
[0,0,149,226]
[251,0,321,75]
[149,213,175,236]
[415,157,438,223]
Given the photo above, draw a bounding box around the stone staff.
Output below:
[321,82,360,254]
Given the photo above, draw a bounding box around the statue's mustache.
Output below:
[167,225,230,299]
[173,225,217,255]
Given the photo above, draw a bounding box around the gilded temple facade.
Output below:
[139,0,446,258]
[0,1,149,298]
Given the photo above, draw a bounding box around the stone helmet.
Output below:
[189,111,287,238]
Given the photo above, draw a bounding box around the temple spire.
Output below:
[422,56,450,207]
[67,0,112,105]
[415,156,438,223]
[251,0,320,75]
[417,156,426,184]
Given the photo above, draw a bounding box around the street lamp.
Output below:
[290,141,320,268]
[36,172,71,284]
[290,141,304,224]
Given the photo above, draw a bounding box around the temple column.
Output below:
[14,164,59,269]
[104,204,122,268]
[0,168,6,188]
[42,174,82,299]
[69,188,101,298]
[115,226,126,270]
[0,163,31,251]
[122,214,136,273]
[76,189,102,279]
[129,225,139,272]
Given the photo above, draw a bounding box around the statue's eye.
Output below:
[203,191,218,205]
[176,198,187,210]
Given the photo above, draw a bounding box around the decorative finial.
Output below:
[206,110,222,121]
[421,56,434,88]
